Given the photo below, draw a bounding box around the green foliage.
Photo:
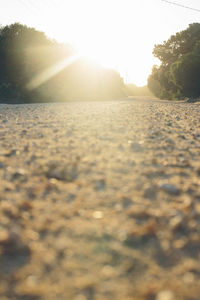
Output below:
[169,53,200,98]
[148,23,200,99]
[0,23,125,103]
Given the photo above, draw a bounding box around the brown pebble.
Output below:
[0,230,31,255]
[127,206,150,219]
[20,201,33,211]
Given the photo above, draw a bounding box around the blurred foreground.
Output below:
[0,98,200,300]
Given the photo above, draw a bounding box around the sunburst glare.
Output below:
[27,54,80,90]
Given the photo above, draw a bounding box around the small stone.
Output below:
[115,203,122,211]
[93,211,103,219]
[0,229,31,255]
[66,193,76,203]
[0,229,10,244]
[196,169,200,177]
[20,201,33,211]
[144,186,157,199]
[101,265,115,278]
[46,162,78,182]
[12,169,27,180]
[5,149,20,157]
[130,142,143,152]
[169,215,184,231]
[74,295,87,300]
[165,138,174,144]
[160,184,180,195]
[94,179,106,191]
[173,238,187,249]
[0,161,5,168]
[179,134,186,139]
[118,144,124,151]
[127,206,149,219]
[2,203,19,219]
[195,133,200,138]
[66,130,72,137]
[121,197,133,209]
[156,290,175,300]
[21,129,28,135]
[195,203,200,215]
[23,145,29,152]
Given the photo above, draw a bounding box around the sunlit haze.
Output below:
[0,0,200,86]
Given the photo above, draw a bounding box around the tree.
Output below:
[0,23,125,103]
[170,52,200,98]
[0,23,74,101]
[148,23,200,99]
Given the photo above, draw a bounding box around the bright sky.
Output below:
[0,0,199,86]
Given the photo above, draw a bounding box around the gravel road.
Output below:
[0,98,200,300]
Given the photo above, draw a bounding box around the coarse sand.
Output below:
[0,98,200,300]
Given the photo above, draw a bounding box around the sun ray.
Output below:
[27,53,80,90]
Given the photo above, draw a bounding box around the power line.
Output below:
[161,0,200,12]
[16,0,200,16]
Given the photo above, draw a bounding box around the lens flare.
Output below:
[27,53,80,90]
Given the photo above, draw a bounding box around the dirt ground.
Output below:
[0,98,200,300]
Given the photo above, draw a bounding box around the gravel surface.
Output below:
[0,98,200,300]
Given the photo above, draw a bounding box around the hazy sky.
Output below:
[0,0,200,86]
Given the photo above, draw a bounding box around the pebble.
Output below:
[0,229,10,244]
[12,169,27,180]
[165,138,174,144]
[127,206,149,218]
[0,161,5,168]
[121,197,133,209]
[156,290,175,300]
[101,265,115,278]
[144,186,157,199]
[160,184,180,195]
[0,229,30,255]
[74,295,87,300]
[46,163,78,182]
[130,142,143,152]
[5,149,20,157]
[66,193,76,203]
[169,215,184,231]
[93,211,104,219]
[94,179,106,191]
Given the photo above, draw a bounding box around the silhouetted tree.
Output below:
[170,52,200,98]
[0,23,125,103]
[148,23,200,99]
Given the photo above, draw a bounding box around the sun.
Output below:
[43,0,158,86]
[75,40,120,70]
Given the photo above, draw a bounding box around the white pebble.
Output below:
[93,211,103,219]
[156,290,175,300]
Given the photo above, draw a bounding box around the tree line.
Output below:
[148,23,200,100]
[2,22,197,103]
[0,23,126,103]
